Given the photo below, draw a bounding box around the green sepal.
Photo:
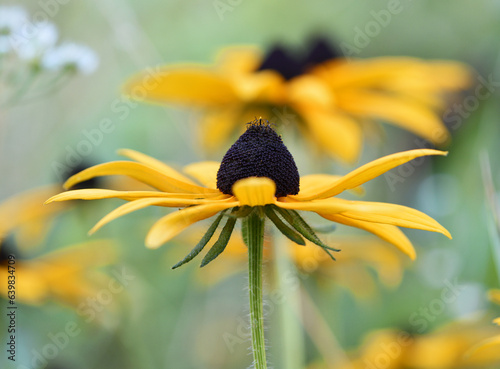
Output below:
[171,210,226,269]
[200,215,237,267]
[274,206,340,261]
[264,205,305,246]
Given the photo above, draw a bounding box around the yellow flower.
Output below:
[0,186,117,308]
[46,120,450,267]
[0,240,117,308]
[335,323,500,369]
[0,185,68,251]
[124,42,470,163]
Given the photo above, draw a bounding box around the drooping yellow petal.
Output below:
[279,198,451,238]
[118,149,196,184]
[124,67,238,107]
[63,161,219,194]
[183,161,220,189]
[331,200,451,238]
[295,149,447,201]
[337,90,450,145]
[45,189,225,204]
[89,197,231,235]
[232,177,276,206]
[298,108,363,164]
[322,213,417,259]
[146,201,238,249]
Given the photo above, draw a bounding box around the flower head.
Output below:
[47,120,451,268]
[124,41,471,163]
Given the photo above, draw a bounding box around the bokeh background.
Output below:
[1,0,500,368]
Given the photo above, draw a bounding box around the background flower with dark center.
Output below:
[0,186,118,309]
[124,39,471,163]
[47,120,451,265]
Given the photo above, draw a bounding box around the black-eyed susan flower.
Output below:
[124,40,471,163]
[47,120,451,265]
[46,119,451,368]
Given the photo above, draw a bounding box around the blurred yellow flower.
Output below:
[325,323,500,369]
[47,121,450,267]
[0,239,117,308]
[0,185,68,251]
[0,186,118,308]
[124,41,470,163]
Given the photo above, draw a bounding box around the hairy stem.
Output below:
[244,211,267,369]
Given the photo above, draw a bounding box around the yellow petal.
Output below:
[232,177,276,206]
[489,289,500,305]
[63,161,218,194]
[118,149,196,184]
[39,239,117,267]
[324,213,417,259]
[298,108,363,164]
[45,189,224,204]
[295,149,448,201]
[494,318,500,326]
[215,46,262,75]
[232,70,286,103]
[146,201,238,249]
[183,161,220,189]
[123,67,238,107]
[198,109,242,153]
[296,174,364,199]
[466,335,500,358]
[279,198,451,239]
[89,197,232,234]
[337,90,450,145]
[334,200,451,238]
[0,185,67,240]
[315,57,469,90]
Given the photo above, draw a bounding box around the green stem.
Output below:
[245,210,267,369]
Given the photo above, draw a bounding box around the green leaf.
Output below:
[200,215,237,267]
[171,211,226,269]
[274,206,339,261]
[264,205,305,246]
